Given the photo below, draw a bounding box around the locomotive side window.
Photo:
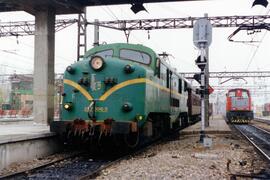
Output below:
[178,79,182,94]
[160,63,167,86]
[166,69,170,88]
[172,74,178,92]
[156,58,161,78]
[119,49,151,64]
[93,49,113,58]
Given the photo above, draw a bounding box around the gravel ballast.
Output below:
[97,133,269,179]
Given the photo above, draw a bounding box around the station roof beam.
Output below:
[0,0,203,15]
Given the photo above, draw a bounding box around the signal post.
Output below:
[193,14,212,142]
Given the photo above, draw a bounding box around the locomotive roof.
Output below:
[84,42,160,72]
[228,88,250,92]
[83,43,192,87]
[84,43,157,58]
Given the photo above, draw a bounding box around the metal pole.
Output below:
[200,44,206,142]
[204,13,210,127]
[77,7,87,61]
[93,19,99,46]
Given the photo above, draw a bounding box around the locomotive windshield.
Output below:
[241,91,248,98]
[119,49,151,64]
[228,91,235,97]
[93,49,113,58]
[228,89,249,98]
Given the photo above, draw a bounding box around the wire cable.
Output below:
[245,8,270,71]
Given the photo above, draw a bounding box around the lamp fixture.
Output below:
[252,0,268,7]
[130,3,148,14]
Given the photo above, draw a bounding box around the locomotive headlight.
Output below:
[90,56,105,71]
[66,66,75,74]
[122,102,133,112]
[136,115,144,121]
[63,103,72,111]
[124,64,135,73]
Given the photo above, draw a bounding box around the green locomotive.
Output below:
[51,43,200,147]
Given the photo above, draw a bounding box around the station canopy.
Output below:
[0,0,201,14]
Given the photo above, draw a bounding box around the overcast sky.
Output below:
[0,0,269,105]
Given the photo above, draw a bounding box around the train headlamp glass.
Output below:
[63,103,72,111]
[124,64,135,73]
[90,56,104,71]
[122,102,133,112]
[66,66,75,74]
[136,115,144,121]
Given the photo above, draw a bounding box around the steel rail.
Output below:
[78,136,170,179]
[79,127,183,179]
[254,117,270,125]
[0,151,85,179]
[234,125,270,162]
[251,124,270,135]
[0,125,184,179]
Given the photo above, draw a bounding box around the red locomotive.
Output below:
[226,88,253,123]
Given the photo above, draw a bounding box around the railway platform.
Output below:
[0,123,61,171]
[0,117,33,125]
[181,115,231,135]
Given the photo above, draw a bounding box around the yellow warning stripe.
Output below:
[63,79,93,100]
[99,78,146,100]
[64,78,183,101]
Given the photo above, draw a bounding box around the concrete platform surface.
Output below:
[181,115,231,135]
[0,123,60,171]
[0,118,33,126]
[0,123,54,144]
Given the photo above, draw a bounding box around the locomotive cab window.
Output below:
[242,91,248,98]
[119,49,151,64]
[228,91,235,97]
[93,49,113,58]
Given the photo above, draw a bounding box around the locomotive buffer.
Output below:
[193,16,212,142]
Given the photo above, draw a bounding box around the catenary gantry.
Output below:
[181,71,270,79]
[88,15,270,30]
[1,15,270,37]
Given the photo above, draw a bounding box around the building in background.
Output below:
[9,74,33,111]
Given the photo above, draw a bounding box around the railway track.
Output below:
[1,131,180,180]
[234,124,270,161]
[0,151,86,179]
[0,150,125,179]
[0,149,128,180]
[254,117,270,125]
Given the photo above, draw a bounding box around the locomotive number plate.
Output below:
[84,107,108,113]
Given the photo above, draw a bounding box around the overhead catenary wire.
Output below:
[245,8,270,71]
